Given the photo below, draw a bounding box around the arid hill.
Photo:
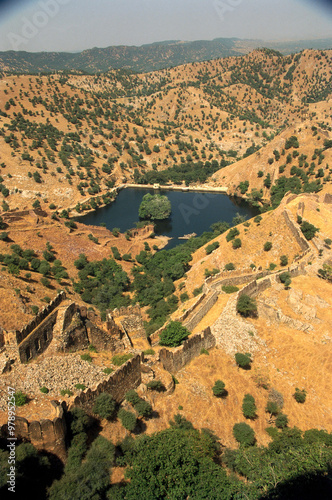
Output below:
[0,49,331,216]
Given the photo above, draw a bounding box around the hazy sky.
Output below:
[0,0,331,52]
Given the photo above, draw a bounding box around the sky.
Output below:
[0,0,331,52]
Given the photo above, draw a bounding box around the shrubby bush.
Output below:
[235,353,252,369]
[118,409,137,432]
[212,380,226,397]
[93,393,117,420]
[294,388,307,403]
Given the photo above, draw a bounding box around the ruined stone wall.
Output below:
[149,292,217,346]
[184,291,219,332]
[15,291,66,344]
[0,401,67,461]
[282,210,310,253]
[70,355,142,412]
[86,321,125,352]
[18,310,58,363]
[61,324,89,352]
[159,328,216,373]
[111,304,141,318]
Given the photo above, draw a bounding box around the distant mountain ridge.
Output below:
[0,37,332,74]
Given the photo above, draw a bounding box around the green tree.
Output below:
[280,255,288,266]
[134,399,153,418]
[294,388,307,403]
[232,238,242,249]
[242,394,257,419]
[125,390,141,405]
[123,427,237,499]
[212,380,226,397]
[300,220,319,240]
[236,295,257,317]
[146,380,164,391]
[159,321,189,347]
[138,193,171,220]
[275,413,288,429]
[14,391,28,407]
[264,241,272,251]
[279,271,292,288]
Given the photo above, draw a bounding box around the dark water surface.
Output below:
[78,188,257,250]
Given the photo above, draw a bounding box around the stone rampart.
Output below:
[159,328,216,373]
[282,210,310,253]
[176,292,207,323]
[0,401,66,461]
[184,291,219,332]
[15,291,66,344]
[70,354,142,412]
[237,276,272,298]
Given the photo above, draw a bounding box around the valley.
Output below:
[0,45,331,499]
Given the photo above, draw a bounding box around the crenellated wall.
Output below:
[69,354,142,412]
[159,327,216,373]
[0,401,67,461]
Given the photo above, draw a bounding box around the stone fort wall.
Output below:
[183,291,219,332]
[159,327,216,373]
[282,209,310,253]
[0,400,67,461]
[69,354,142,413]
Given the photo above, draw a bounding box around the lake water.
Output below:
[78,188,257,250]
